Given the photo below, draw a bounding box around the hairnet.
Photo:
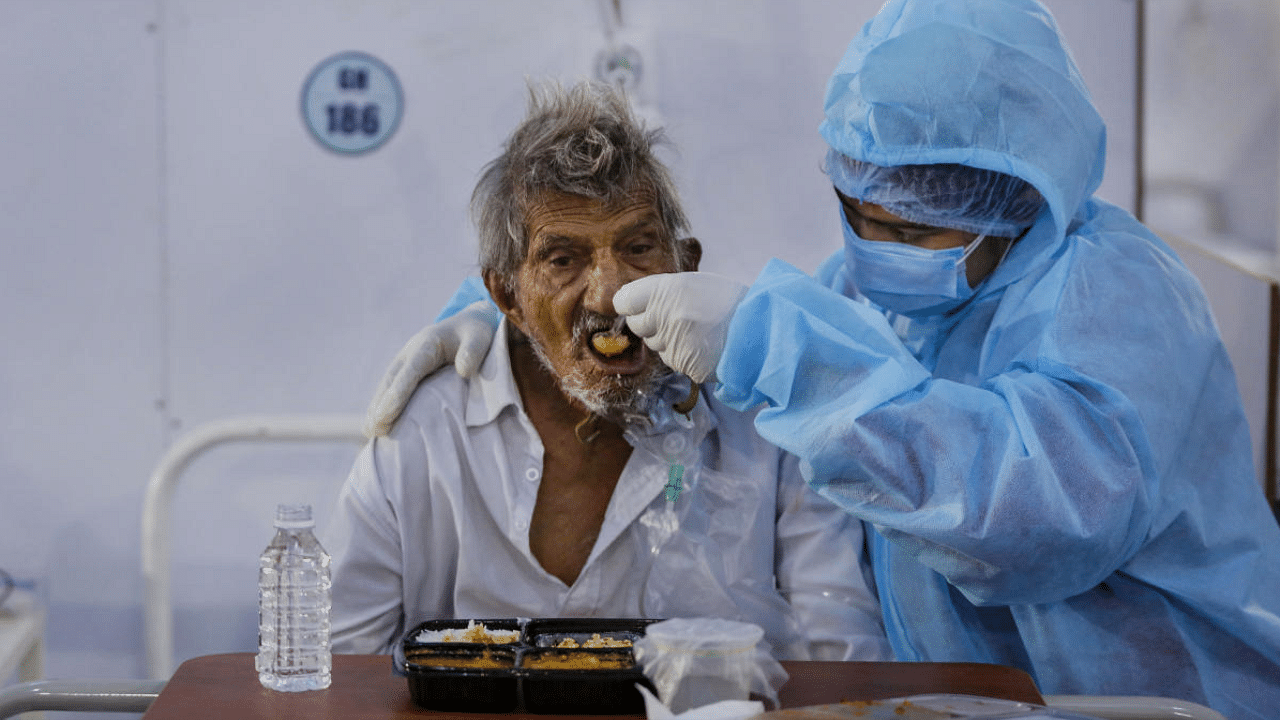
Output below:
[825,150,1045,237]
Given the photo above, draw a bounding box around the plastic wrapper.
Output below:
[634,618,788,713]
[623,382,806,661]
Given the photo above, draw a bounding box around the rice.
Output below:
[415,620,520,644]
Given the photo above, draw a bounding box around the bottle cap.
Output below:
[273,503,314,529]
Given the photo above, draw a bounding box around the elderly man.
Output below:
[325,81,888,661]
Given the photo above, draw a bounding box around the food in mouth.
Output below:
[590,316,634,357]
[591,332,632,357]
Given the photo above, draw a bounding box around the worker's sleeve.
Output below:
[716,258,1155,606]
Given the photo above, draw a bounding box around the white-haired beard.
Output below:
[526,310,674,429]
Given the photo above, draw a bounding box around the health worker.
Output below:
[360,1,1280,716]
[614,1,1280,716]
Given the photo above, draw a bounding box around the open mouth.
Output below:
[586,323,646,373]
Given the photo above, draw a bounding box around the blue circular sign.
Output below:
[301,51,403,154]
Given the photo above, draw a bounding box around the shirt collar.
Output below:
[464,317,523,427]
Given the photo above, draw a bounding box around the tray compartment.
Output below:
[523,617,655,649]
[398,644,519,712]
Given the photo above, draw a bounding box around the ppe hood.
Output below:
[820,0,1107,277]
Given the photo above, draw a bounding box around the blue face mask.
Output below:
[842,213,987,317]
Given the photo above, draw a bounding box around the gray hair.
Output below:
[473,81,691,290]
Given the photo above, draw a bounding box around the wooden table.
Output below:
[141,653,1043,719]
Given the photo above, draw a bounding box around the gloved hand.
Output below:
[363,300,501,437]
[613,272,748,384]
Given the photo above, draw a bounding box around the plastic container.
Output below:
[256,503,332,691]
[521,618,656,714]
[399,644,520,712]
[407,618,524,645]
[524,617,653,648]
[521,647,651,715]
[394,617,659,714]
[395,619,524,712]
[634,618,784,713]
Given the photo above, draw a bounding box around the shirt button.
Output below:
[514,518,528,531]
[525,467,540,482]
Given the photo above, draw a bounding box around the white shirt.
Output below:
[325,321,889,660]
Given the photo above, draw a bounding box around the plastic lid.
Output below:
[273,503,314,529]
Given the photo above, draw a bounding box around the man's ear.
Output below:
[483,270,522,327]
[678,237,702,271]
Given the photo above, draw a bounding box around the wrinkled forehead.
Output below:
[522,191,665,247]
[523,184,659,216]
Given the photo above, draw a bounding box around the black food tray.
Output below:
[394,617,658,714]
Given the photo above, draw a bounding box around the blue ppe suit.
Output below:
[714,1,1280,716]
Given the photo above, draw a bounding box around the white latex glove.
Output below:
[613,272,748,384]
[363,300,501,438]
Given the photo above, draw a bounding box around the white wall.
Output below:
[1141,0,1280,497]
[0,0,1138,692]
[1143,0,1279,251]
[1,0,167,683]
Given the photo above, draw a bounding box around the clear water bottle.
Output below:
[257,503,332,691]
